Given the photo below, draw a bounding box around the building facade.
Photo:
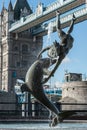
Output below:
[61,73,87,111]
[0,0,43,92]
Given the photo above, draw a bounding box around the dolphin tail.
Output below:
[35,91,60,118]
[51,115,59,127]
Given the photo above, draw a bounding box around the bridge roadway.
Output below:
[9,0,86,34]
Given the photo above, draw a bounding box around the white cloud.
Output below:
[54,81,62,88]
[62,56,71,64]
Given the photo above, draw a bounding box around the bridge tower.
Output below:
[0,0,43,92]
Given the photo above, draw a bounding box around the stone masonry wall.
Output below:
[61,81,87,110]
[0,91,16,111]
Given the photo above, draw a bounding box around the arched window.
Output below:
[13,44,19,51]
[14,46,18,51]
[22,44,28,53]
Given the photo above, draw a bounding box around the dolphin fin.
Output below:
[21,83,31,93]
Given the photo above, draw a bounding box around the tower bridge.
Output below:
[9,0,86,35]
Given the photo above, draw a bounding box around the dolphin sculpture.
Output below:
[21,57,62,126]
[21,51,76,126]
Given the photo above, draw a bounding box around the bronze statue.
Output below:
[21,57,61,126]
[21,11,76,127]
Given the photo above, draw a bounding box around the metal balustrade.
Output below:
[43,0,75,15]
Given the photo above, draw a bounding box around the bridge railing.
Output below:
[44,0,76,15]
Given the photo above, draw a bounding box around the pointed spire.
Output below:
[1,0,5,13]
[1,0,7,15]
[8,0,13,12]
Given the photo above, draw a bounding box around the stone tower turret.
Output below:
[0,0,43,92]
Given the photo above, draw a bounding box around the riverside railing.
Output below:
[0,102,87,120]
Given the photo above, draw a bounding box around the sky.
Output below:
[0,0,87,86]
